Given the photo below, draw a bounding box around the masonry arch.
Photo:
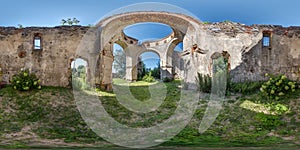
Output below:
[135,48,161,61]
[137,51,161,80]
[95,11,201,88]
[114,39,128,50]
[123,22,173,44]
[134,48,161,79]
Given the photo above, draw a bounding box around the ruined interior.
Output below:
[0,11,299,89]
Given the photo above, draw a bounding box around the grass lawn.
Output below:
[0,79,299,149]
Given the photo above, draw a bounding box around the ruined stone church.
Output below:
[0,12,299,89]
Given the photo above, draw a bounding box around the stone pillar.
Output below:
[99,48,113,91]
[161,52,174,80]
[85,65,91,84]
[125,55,137,82]
[161,66,173,79]
[89,54,100,86]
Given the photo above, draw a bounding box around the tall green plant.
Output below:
[142,72,156,83]
[196,73,211,93]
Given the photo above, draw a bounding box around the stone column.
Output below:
[99,47,114,91]
[88,54,100,86]
[161,66,173,79]
[125,55,137,82]
[160,52,174,80]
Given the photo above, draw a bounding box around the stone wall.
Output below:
[0,26,89,87]
[0,13,299,89]
[182,22,300,89]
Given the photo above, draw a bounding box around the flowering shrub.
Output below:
[260,74,297,101]
[11,69,41,91]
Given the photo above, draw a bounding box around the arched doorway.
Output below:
[137,51,161,80]
[71,58,89,89]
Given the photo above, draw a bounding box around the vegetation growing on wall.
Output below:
[60,18,80,26]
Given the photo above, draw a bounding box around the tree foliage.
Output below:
[138,59,160,80]
[113,49,126,78]
[61,18,80,26]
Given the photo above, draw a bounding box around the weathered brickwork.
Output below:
[0,12,299,89]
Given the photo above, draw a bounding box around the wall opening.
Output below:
[71,58,89,89]
[137,52,160,80]
[33,33,42,50]
[123,22,173,44]
[112,43,126,79]
[262,31,271,47]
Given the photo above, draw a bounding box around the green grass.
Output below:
[0,80,300,148]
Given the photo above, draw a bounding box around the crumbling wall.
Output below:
[182,22,300,89]
[0,26,89,87]
[0,19,299,89]
[172,51,184,79]
[230,25,300,82]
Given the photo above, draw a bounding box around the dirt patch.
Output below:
[0,125,105,147]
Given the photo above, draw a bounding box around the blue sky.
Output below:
[1,0,300,27]
[1,0,300,69]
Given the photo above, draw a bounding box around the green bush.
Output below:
[142,72,156,83]
[271,103,289,115]
[196,72,211,93]
[11,69,41,91]
[255,113,284,130]
[260,74,297,101]
[229,81,264,95]
[72,77,91,90]
[163,77,172,82]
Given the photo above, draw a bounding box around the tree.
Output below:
[113,49,126,78]
[150,61,160,79]
[137,58,160,80]
[61,18,80,26]
[137,59,147,80]
[17,24,23,28]
[60,19,67,25]
[67,18,73,26]
[72,18,80,25]
[77,65,86,78]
